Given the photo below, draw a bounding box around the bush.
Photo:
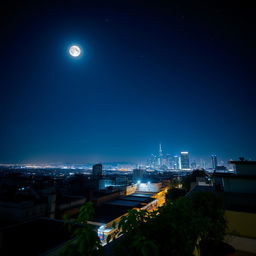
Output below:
[165,187,186,201]
[61,202,103,256]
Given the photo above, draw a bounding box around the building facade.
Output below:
[180,152,190,170]
[211,155,218,170]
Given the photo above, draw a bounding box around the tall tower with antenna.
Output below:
[159,143,163,158]
[158,143,163,167]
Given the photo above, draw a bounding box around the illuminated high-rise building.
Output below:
[211,155,218,170]
[165,154,171,168]
[200,159,206,169]
[158,143,163,167]
[191,160,197,170]
[159,143,163,157]
[173,156,180,170]
[180,152,190,170]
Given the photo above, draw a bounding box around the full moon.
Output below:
[69,45,81,57]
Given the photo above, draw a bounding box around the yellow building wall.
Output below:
[152,187,168,207]
[226,210,256,239]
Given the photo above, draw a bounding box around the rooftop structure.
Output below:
[229,160,256,176]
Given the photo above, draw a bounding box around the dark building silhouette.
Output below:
[132,168,144,183]
[92,164,103,177]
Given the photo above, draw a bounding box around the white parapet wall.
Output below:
[226,235,256,254]
[136,182,162,192]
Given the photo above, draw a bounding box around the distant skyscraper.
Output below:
[165,154,171,168]
[200,159,206,169]
[173,156,180,170]
[159,143,163,157]
[147,154,156,168]
[133,168,144,182]
[158,143,163,167]
[211,155,218,170]
[191,160,197,170]
[92,164,103,177]
[180,152,190,170]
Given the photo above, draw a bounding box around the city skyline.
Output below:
[0,141,250,164]
[0,142,234,167]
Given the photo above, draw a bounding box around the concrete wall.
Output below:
[58,198,86,211]
[136,182,161,192]
[226,235,256,254]
[226,210,256,239]
[223,178,256,194]
[125,184,137,195]
[0,201,48,222]
[235,164,256,176]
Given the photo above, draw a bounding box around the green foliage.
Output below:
[165,187,186,201]
[61,202,103,256]
[109,209,158,256]
[190,192,227,243]
[110,192,227,256]
[155,197,200,256]
[169,177,180,188]
[76,202,95,224]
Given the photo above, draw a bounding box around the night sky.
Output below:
[1,1,255,163]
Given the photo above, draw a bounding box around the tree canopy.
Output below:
[109,192,227,256]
